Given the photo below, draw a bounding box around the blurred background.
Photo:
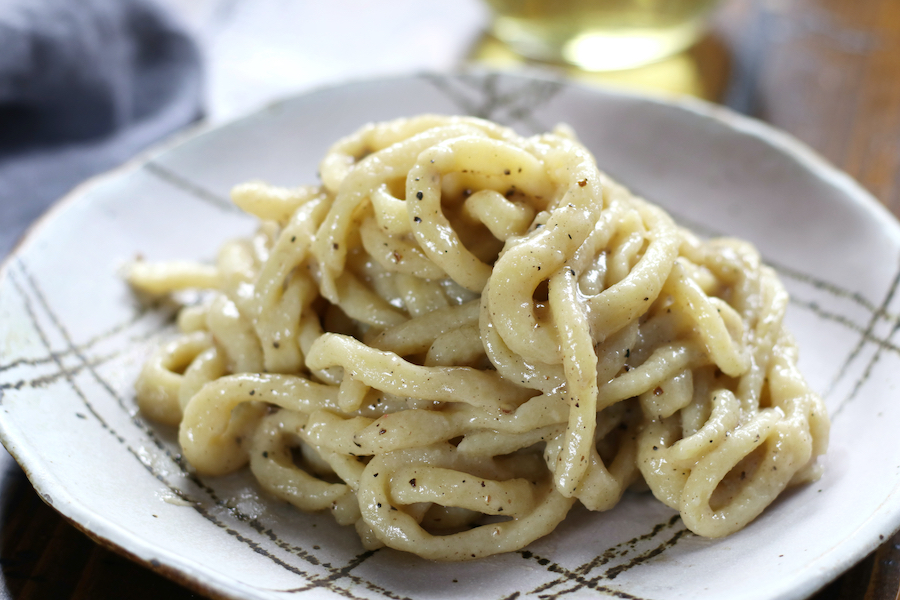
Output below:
[0,0,899,597]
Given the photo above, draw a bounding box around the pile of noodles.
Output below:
[129,115,829,560]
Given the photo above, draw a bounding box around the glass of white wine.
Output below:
[483,0,723,71]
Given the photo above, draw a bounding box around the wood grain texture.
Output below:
[2,0,899,598]
[718,0,900,215]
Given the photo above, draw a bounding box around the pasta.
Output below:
[129,115,829,560]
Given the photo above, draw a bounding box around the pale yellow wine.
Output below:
[485,0,721,70]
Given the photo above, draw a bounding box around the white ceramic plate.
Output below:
[2,72,900,600]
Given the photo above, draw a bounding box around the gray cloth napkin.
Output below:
[0,0,203,258]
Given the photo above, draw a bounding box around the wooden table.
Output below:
[2,0,900,597]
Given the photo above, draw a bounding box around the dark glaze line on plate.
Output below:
[4,262,385,600]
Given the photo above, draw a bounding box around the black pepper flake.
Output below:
[504,169,510,175]
[262,451,269,458]
[409,478,417,486]
[416,191,424,200]
[333,243,339,250]
[290,236,296,242]
[379,428,387,435]
[373,473,379,477]
[249,390,256,396]
[644,297,649,301]
[413,216,421,223]
[273,341,280,348]
[377,503,382,508]
[653,446,658,451]
[625,349,631,358]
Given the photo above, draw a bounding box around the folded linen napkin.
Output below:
[0,0,203,257]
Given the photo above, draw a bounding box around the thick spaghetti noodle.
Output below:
[129,115,829,560]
